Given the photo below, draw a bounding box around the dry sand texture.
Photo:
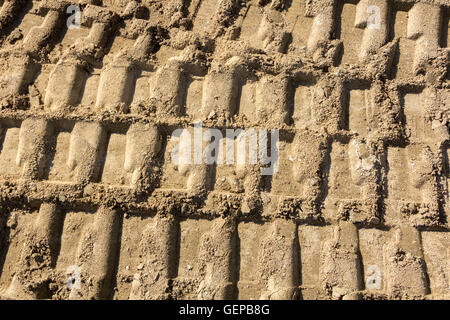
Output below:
[0,0,448,300]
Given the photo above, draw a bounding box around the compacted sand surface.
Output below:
[0,0,448,300]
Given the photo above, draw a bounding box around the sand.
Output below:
[0,0,448,300]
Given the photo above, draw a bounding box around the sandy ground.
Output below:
[0,0,448,300]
